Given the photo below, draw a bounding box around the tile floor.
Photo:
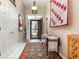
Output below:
[0,42,26,59]
[0,40,43,59]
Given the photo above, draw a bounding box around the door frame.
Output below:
[30,19,42,39]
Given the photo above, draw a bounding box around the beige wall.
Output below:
[16,0,26,42]
[46,0,79,58]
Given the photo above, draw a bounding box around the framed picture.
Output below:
[18,14,23,31]
[10,0,16,6]
[50,0,68,27]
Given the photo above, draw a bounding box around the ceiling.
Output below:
[22,0,49,8]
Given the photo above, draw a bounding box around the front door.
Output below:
[30,20,42,39]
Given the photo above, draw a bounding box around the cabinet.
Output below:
[68,35,79,59]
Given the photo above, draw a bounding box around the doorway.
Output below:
[30,19,42,39]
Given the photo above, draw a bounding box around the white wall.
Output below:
[46,0,79,58]
[0,0,26,57]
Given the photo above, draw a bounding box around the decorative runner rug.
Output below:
[29,42,48,59]
[29,42,62,59]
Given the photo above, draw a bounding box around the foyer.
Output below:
[0,0,79,59]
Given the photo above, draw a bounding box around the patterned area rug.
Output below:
[29,42,62,59]
[29,42,48,59]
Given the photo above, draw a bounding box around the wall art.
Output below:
[50,0,68,27]
[18,14,23,31]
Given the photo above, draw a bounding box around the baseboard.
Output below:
[59,53,66,59]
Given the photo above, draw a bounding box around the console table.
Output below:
[44,35,60,55]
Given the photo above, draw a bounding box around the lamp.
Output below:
[31,6,37,10]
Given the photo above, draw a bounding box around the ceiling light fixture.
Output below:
[31,6,37,10]
[31,1,38,10]
[31,1,38,14]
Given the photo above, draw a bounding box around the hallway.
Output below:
[0,0,79,59]
[19,41,62,59]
